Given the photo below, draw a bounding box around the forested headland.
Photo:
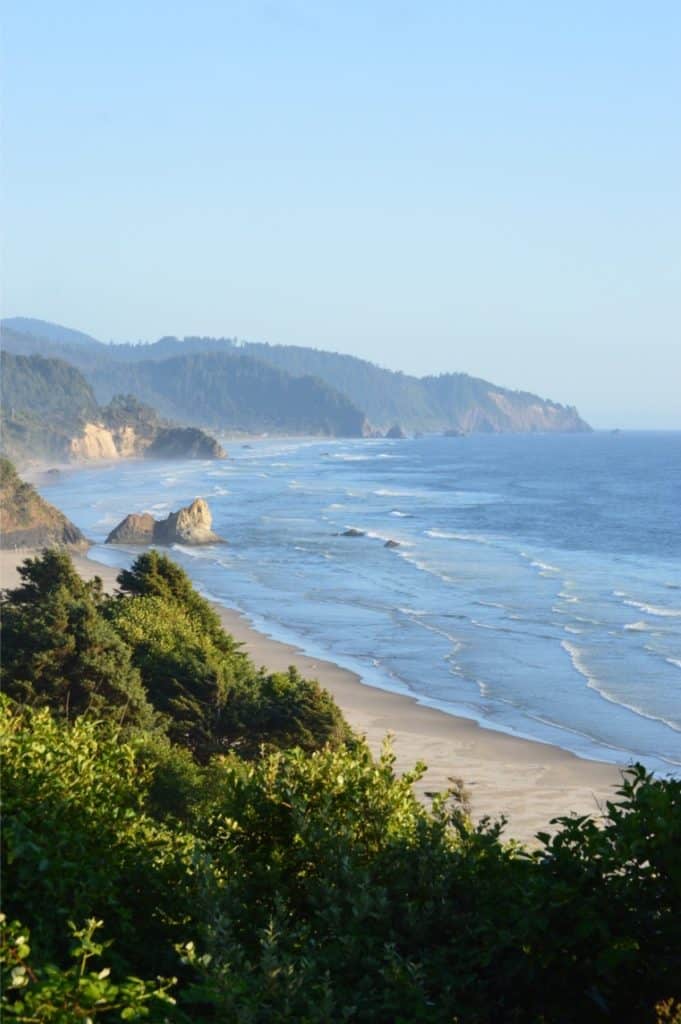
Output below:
[2,317,590,436]
[1,549,679,1023]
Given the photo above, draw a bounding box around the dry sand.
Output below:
[1,547,624,846]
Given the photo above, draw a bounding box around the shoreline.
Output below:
[1,546,624,845]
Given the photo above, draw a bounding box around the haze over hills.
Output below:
[1,317,590,435]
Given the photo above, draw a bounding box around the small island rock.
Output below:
[385,424,407,439]
[106,497,224,546]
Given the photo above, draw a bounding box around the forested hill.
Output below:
[0,326,367,437]
[241,341,590,433]
[85,351,368,435]
[1,318,591,433]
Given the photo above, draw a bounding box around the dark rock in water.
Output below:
[341,528,365,537]
[106,512,156,545]
[384,539,400,548]
[242,444,253,449]
[145,427,226,460]
[385,424,407,439]
[106,498,224,546]
[443,428,465,437]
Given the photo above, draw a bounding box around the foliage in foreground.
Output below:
[1,549,680,1022]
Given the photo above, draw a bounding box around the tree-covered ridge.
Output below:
[1,548,680,1022]
[0,458,86,548]
[1,351,101,425]
[1,318,590,433]
[85,351,368,436]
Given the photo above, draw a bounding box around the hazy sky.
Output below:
[2,1,680,428]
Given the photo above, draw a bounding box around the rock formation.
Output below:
[0,458,87,549]
[385,424,407,439]
[106,497,224,546]
[145,427,226,460]
[105,513,156,545]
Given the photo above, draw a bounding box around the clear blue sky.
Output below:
[2,1,680,427]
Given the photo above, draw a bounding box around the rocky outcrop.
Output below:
[145,427,227,460]
[105,512,156,545]
[68,421,226,463]
[106,498,224,546]
[341,528,365,537]
[0,458,87,549]
[385,424,407,439]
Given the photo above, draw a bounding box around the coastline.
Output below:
[1,545,624,845]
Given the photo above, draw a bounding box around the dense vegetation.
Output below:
[0,458,86,548]
[1,318,590,434]
[1,548,679,1022]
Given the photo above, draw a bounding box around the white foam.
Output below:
[398,550,456,584]
[530,559,560,574]
[622,599,681,618]
[561,640,681,732]
[390,510,412,518]
[332,454,373,461]
[374,488,418,497]
[425,529,490,545]
[624,621,654,632]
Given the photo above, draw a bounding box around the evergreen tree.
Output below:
[1,549,156,731]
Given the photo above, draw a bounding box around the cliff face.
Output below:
[0,458,87,549]
[106,498,224,546]
[69,423,120,460]
[67,423,227,462]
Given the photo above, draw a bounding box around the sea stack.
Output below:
[106,497,224,546]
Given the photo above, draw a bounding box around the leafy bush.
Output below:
[1,915,176,1023]
[2,550,680,1022]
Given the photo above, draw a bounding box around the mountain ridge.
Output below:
[1,318,591,434]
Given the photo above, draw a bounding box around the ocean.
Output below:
[41,431,681,774]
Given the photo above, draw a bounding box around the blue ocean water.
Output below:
[42,432,681,773]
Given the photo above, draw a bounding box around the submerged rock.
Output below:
[340,528,366,538]
[106,497,224,546]
[384,539,400,548]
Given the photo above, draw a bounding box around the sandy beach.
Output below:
[1,546,624,845]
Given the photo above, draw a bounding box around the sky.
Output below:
[2,1,680,428]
